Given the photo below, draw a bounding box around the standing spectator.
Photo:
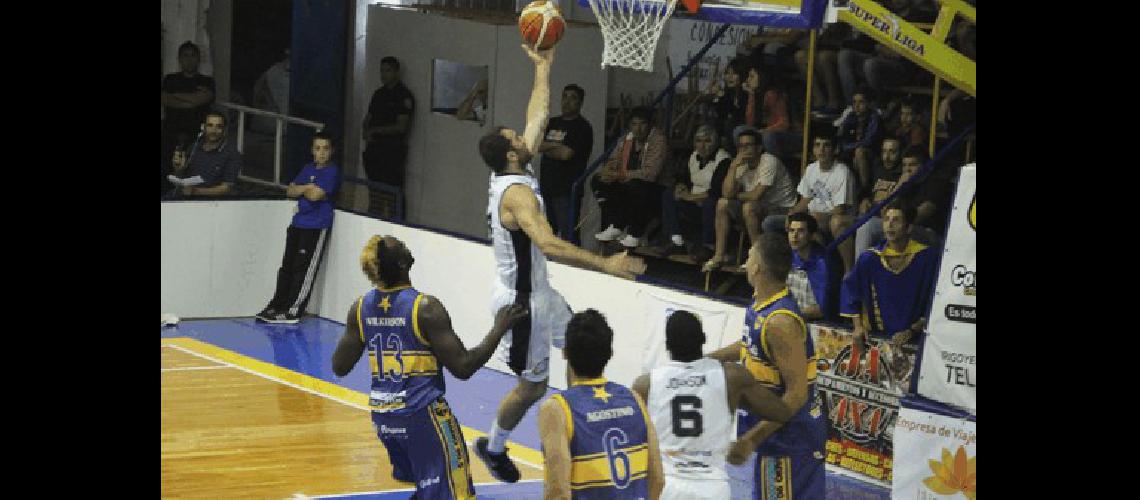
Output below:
[661,125,731,260]
[708,58,750,154]
[890,99,926,151]
[841,200,939,350]
[162,41,216,193]
[837,88,881,189]
[362,56,414,217]
[592,106,668,249]
[786,212,843,321]
[761,135,858,275]
[703,128,797,272]
[168,111,242,198]
[538,84,594,240]
[255,132,341,324]
[251,48,290,133]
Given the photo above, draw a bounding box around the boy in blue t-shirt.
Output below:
[256,132,341,324]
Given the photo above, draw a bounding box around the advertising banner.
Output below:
[667,19,759,93]
[891,405,976,499]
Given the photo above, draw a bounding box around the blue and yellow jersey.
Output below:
[358,286,444,415]
[840,240,938,338]
[550,379,652,499]
[739,288,827,456]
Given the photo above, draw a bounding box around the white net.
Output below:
[586,0,680,72]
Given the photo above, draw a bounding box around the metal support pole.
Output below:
[801,29,818,175]
[237,111,246,153]
[930,77,941,157]
[274,118,284,185]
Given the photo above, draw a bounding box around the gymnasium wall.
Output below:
[353,6,608,240]
[160,200,748,390]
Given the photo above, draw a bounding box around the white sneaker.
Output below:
[671,234,685,247]
[595,225,624,241]
[619,234,641,248]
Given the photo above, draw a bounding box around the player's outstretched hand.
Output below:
[521,43,556,66]
[604,250,647,280]
[493,303,530,332]
[726,439,754,466]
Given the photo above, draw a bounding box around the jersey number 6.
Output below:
[671,395,704,437]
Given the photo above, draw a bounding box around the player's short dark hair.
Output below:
[312,131,335,149]
[787,212,818,234]
[479,127,511,173]
[665,310,705,363]
[883,200,916,226]
[564,84,585,101]
[629,106,654,124]
[376,237,413,285]
[901,144,929,164]
[565,309,614,378]
[755,232,793,282]
[380,56,400,70]
[178,41,200,56]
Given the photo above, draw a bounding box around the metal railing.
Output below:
[216,102,325,187]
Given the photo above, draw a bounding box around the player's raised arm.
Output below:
[502,183,646,279]
[419,296,529,380]
[520,44,554,156]
[332,298,366,377]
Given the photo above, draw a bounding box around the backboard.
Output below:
[576,0,828,28]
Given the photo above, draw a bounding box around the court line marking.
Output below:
[160,337,546,470]
[161,365,233,372]
[305,479,544,498]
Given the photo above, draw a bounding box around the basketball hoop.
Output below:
[586,0,682,71]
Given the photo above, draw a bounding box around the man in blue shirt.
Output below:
[786,212,842,321]
[256,132,341,324]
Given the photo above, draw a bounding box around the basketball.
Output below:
[519,0,566,50]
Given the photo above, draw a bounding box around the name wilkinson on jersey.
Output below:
[586,406,635,422]
[666,375,707,389]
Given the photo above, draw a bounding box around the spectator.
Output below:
[168,111,242,197]
[736,64,800,161]
[708,58,750,154]
[661,124,731,261]
[786,212,843,321]
[761,135,858,275]
[255,132,341,324]
[161,41,216,193]
[362,56,414,217]
[855,144,947,252]
[538,84,594,240]
[794,23,850,116]
[702,127,797,272]
[890,99,926,151]
[455,77,488,125]
[251,48,290,133]
[837,87,881,188]
[837,0,933,101]
[841,200,939,350]
[592,106,668,249]
[857,137,904,223]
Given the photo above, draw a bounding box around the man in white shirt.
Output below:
[762,134,858,274]
[703,127,798,272]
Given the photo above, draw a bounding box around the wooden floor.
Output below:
[161,345,543,499]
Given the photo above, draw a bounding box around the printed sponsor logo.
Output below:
[419,476,440,488]
[950,265,976,296]
[380,425,407,435]
[944,305,976,324]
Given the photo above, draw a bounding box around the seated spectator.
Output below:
[890,99,926,151]
[761,135,858,275]
[837,87,881,188]
[853,140,941,252]
[251,48,290,134]
[735,64,800,161]
[167,111,242,197]
[162,40,216,193]
[841,200,939,350]
[837,0,932,101]
[702,127,797,272]
[255,132,341,324]
[592,106,668,248]
[661,124,731,261]
[708,58,750,154]
[786,212,843,321]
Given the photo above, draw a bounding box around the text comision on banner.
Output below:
[917,164,976,413]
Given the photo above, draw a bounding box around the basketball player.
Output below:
[474,44,647,482]
[632,310,794,499]
[709,233,828,499]
[331,235,529,499]
[538,309,664,499]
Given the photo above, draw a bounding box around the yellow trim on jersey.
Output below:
[377,285,412,293]
[412,293,430,346]
[759,309,807,361]
[572,377,607,386]
[752,288,791,311]
[570,444,650,489]
[744,355,818,386]
[356,296,365,343]
[552,393,574,442]
[380,351,439,376]
[572,443,649,462]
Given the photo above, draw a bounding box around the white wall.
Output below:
[354,7,608,240]
[161,202,748,390]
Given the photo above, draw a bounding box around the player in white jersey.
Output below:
[472,44,648,483]
[633,310,794,499]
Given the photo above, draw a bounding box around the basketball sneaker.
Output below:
[267,312,300,325]
[255,307,277,322]
[474,437,520,483]
[619,234,641,248]
[594,225,624,241]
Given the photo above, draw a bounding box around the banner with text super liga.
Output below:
[917,164,976,413]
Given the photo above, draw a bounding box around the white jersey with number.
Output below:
[648,357,733,483]
[487,170,550,293]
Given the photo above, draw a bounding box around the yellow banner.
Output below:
[838,0,975,96]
